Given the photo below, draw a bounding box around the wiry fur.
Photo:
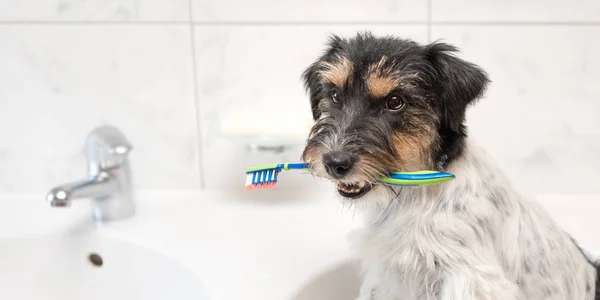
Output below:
[352,142,596,300]
[301,32,599,300]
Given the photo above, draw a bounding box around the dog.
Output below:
[301,32,600,300]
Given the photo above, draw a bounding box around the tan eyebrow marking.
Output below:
[366,56,420,98]
[318,56,353,88]
[367,75,400,98]
[367,56,398,98]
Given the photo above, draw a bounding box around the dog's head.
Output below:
[302,33,489,199]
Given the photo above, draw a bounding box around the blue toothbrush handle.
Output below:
[279,163,309,170]
[387,172,455,180]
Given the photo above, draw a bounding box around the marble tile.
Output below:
[0,25,200,193]
[0,0,189,21]
[432,0,600,22]
[192,0,428,22]
[194,25,428,189]
[431,25,600,193]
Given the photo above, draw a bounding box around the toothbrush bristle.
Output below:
[245,169,280,190]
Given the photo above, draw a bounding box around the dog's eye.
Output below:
[386,95,405,111]
[330,91,339,104]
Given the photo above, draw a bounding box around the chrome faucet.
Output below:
[46,126,135,221]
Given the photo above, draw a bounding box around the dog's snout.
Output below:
[323,152,355,179]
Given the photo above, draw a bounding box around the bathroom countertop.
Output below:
[0,191,598,300]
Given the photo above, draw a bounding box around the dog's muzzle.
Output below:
[322,151,372,199]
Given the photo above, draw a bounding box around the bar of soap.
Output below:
[220,108,313,139]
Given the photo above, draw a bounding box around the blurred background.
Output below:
[0,0,599,196]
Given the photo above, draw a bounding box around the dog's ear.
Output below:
[424,42,489,133]
[302,35,345,120]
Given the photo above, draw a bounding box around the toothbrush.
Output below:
[245,163,455,190]
[245,163,307,190]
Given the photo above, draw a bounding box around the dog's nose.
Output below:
[323,152,355,179]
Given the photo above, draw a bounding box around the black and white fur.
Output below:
[301,32,599,300]
[352,143,597,300]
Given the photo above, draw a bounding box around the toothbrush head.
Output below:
[244,163,309,190]
[245,164,282,190]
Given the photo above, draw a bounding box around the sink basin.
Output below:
[292,260,360,300]
[292,249,600,300]
[0,236,209,300]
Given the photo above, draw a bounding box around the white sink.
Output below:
[291,249,599,300]
[0,236,209,300]
[0,192,598,300]
[292,261,360,300]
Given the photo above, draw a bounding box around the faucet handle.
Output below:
[85,126,132,170]
[86,126,132,154]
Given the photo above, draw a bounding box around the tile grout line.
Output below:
[433,21,600,26]
[0,20,189,25]
[0,20,426,25]
[1,20,600,26]
[427,0,432,42]
[188,0,206,189]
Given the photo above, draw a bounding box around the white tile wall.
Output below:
[0,0,190,21]
[432,0,600,22]
[0,25,200,193]
[0,0,599,194]
[431,25,600,193]
[192,0,428,22]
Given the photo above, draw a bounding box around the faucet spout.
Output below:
[46,172,115,207]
